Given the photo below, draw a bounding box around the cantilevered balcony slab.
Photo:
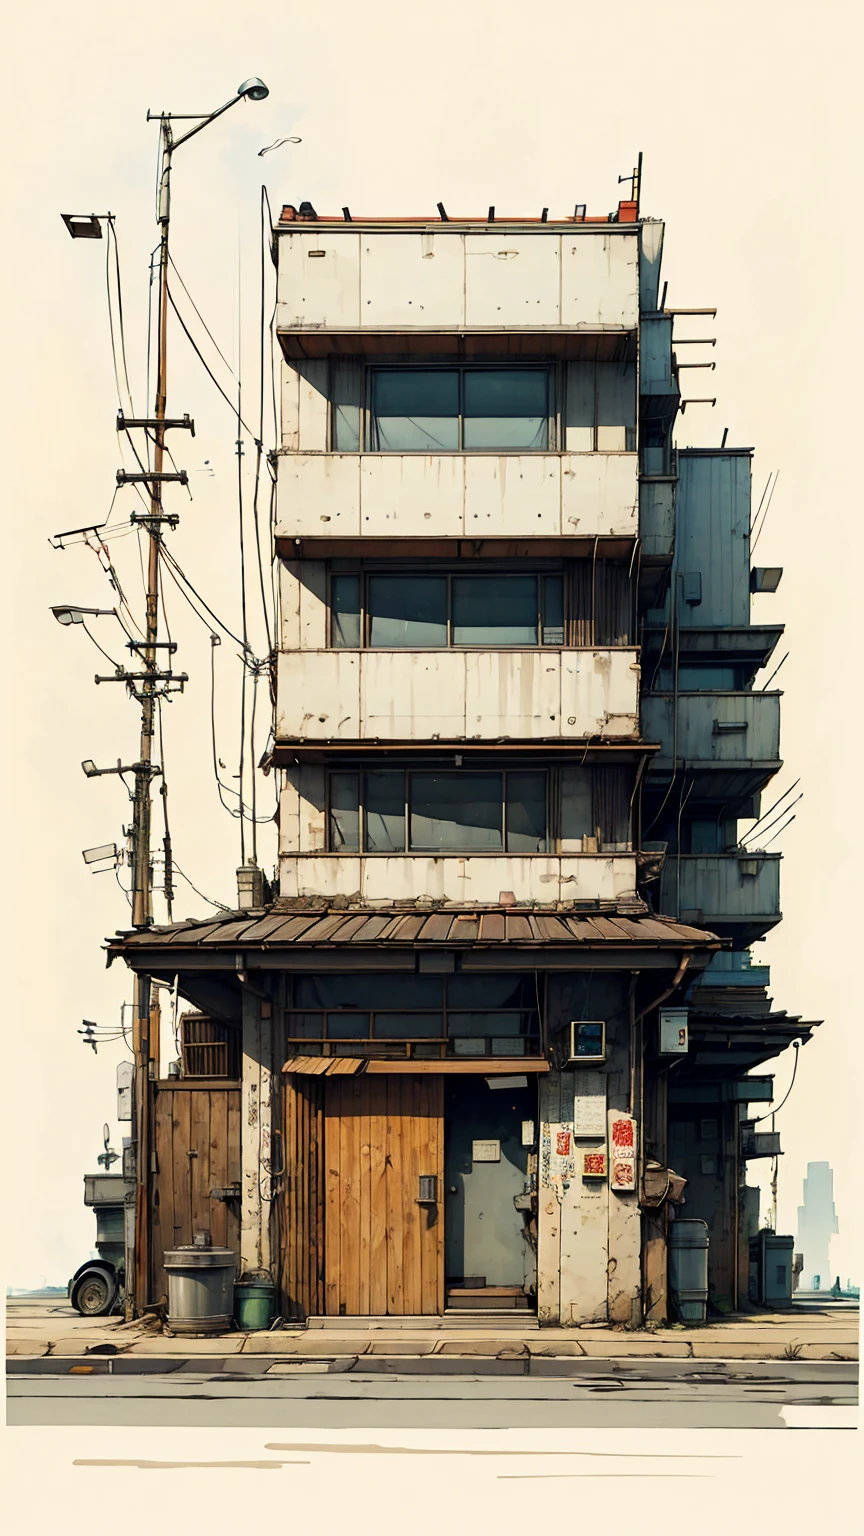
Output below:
[641,691,781,803]
[276,648,641,745]
[278,853,638,906]
[657,852,781,945]
[274,452,638,555]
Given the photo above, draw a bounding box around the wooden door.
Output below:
[324,1075,444,1316]
[151,1081,241,1301]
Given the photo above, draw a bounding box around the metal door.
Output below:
[444,1078,536,1289]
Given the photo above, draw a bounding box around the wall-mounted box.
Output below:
[659,1009,689,1055]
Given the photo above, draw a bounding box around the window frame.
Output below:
[325,766,550,855]
[328,566,567,650]
[333,362,559,454]
[282,973,543,1059]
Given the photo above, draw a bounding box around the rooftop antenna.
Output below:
[618,151,643,211]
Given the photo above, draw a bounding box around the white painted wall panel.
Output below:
[277,851,637,902]
[359,233,465,327]
[561,453,638,538]
[277,650,639,742]
[277,231,361,327]
[279,560,301,651]
[280,363,300,451]
[561,234,638,329]
[561,652,640,740]
[276,652,359,739]
[296,361,329,451]
[465,652,561,738]
[278,455,361,537]
[361,651,465,739]
[463,456,561,537]
[464,234,561,326]
[359,455,463,537]
[276,452,638,543]
[298,562,327,649]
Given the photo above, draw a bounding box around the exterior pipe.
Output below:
[635,953,690,1025]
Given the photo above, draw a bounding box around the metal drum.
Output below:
[669,1218,709,1322]
[163,1243,236,1335]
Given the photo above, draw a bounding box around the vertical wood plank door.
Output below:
[151,1084,241,1304]
[324,1075,443,1316]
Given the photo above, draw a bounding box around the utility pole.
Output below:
[60,78,269,1318]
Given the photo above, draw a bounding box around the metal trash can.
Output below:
[163,1238,236,1335]
[669,1218,709,1322]
[234,1274,276,1331]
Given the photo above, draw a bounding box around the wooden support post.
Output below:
[240,990,274,1277]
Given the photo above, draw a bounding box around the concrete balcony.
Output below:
[274,452,638,553]
[276,227,639,345]
[641,691,781,802]
[275,648,641,744]
[278,853,638,905]
[657,853,781,944]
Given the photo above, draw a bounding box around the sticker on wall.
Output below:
[542,1121,575,1182]
[608,1111,637,1192]
[582,1150,608,1178]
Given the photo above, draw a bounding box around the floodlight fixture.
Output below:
[61,213,109,239]
[82,843,118,866]
[51,605,116,626]
[238,77,269,101]
[82,760,99,778]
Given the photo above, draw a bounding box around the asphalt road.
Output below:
[7,1359,857,1429]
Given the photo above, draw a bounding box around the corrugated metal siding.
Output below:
[675,453,752,628]
[571,560,632,644]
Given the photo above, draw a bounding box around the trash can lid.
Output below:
[163,1246,237,1269]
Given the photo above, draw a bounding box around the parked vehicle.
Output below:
[68,1127,133,1316]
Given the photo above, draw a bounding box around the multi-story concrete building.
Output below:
[112,184,816,1324]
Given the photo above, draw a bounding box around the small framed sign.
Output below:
[472,1139,500,1162]
[582,1150,608,1178]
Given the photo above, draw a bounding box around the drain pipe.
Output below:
[635,954,691,1027]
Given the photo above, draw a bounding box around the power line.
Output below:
[172,862,233,913]
[166,283,260,443]
[168,251,237,379]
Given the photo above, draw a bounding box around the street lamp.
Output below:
[51,605,116,626]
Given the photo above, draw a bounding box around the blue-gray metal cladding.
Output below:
[674,452,752,628]
[641,691,781,765]
[640,315,676,392]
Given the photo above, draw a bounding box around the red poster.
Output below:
[611,1118,634,1148]
[556,1129,572,1157]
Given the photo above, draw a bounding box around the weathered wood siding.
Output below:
[151,1082,241,1302]
[279,1074,326,1320]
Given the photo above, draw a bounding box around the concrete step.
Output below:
[305,1312,540,1332]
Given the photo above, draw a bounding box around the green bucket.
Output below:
[234,1278,276,1332]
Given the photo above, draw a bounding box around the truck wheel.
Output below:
[72,1269,117,1316]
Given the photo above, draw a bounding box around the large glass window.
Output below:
[285,973,541,1058]
[327,769,548,853]
[330,570,565,648]
[367,367,551,452]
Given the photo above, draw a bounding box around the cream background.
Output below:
[2,0,860,1309]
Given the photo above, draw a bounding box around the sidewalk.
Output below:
[6,1295,858,1365]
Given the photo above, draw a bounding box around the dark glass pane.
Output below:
[541,574,565,645]
[506,772,547,853]
[463,369,549,449]
[447,974,536,1009]
[409,772,502,851]
[296,974,442,1009]
[285,1013,323,1039]
[365,770,405,851]
[368,574,448,648]
[573,1021,604,1058]
[326,1013,371,1040]
[371,369,459,451]
[330,574,361,648]
[328,772,360,852]
[451,575,538,645]
[447,1011,525,1038]
[373,1013,444,1038]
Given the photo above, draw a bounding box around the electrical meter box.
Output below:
[659,1009,689,1055]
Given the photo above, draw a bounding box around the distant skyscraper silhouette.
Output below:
[796,1162,838,1289]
